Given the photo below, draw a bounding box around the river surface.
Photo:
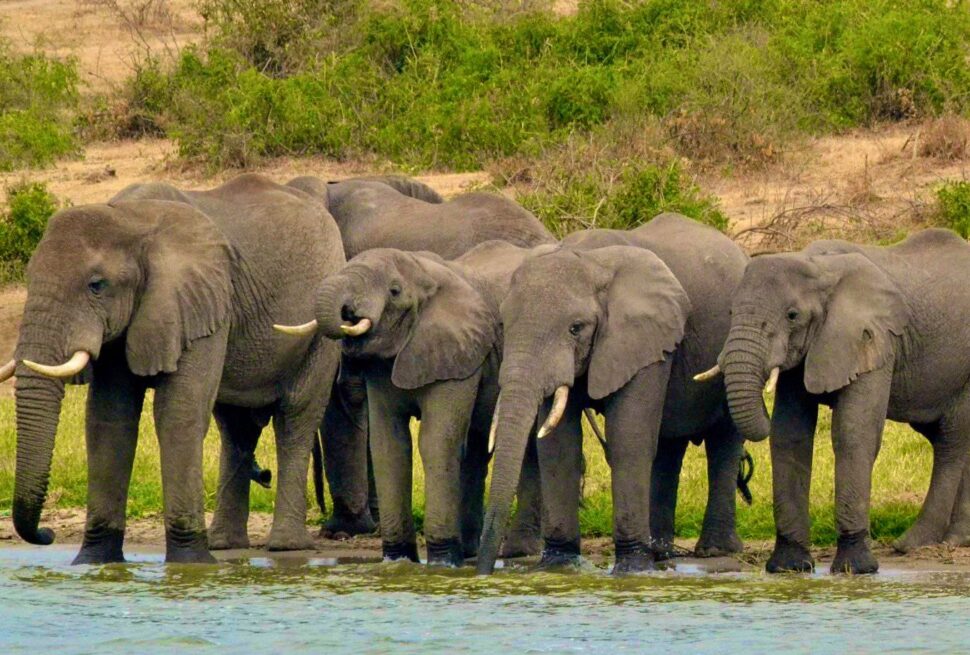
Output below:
[1,545,968,654]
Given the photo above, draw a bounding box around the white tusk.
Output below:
[340,318,372,337]
[0,358,15,382]
[487,397,501,454]
[273,320,318,336]
[693,364,721,382]
[765,367,780,395]
[537,385,569,439]
[22,351,90,379]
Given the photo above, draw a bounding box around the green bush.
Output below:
[0,181,63,282]
[934,181,970,238]
[0,41,80,170]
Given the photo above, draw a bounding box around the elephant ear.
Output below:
[391,255,498,390]
[804,252,906,394]
[116,200,234,376]
[584,246,691,399]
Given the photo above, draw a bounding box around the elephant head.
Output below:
[477,245,691,573]
[719,251,906,442]
[277,248,498,389]
[11,200,232,546]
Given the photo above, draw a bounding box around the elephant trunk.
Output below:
[12,365,66,545]
[314,272,383,340]
[477,375,542,575]
[722,323,773,442]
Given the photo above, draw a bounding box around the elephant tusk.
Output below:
[487,397,501,454]
[0,358,14,382]
[340,318,372,337]
[22,351,90,379]
[537,385,569,439]
[693,364,721,382]
[273,320,319,336]
[765,367,780,395]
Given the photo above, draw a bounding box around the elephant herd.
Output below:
[6,173,970,576]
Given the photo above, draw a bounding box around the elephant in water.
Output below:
[286,175,554,546]
[276,241,542,565]
[7,174,344,563]
[477,213,749,575]
[718,229,970,574]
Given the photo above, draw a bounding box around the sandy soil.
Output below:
[3,510,970,572]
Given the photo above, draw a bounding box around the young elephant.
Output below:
[8,174,343,563]
[719,229,970,574]
[478,213,749,575]
[276,242,538,565]
[286,175,554,543]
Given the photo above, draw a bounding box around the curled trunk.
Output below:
[722,324,772,442]
[12,368,65,545]
[477,379,541,575]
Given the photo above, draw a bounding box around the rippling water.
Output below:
[1,545,968,654]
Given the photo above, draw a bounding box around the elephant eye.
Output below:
[389,284,402,298]
[88,277,108,295]
[786,309,799,321]
[569,321,584,336]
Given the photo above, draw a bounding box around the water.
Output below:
[1,545,968,654]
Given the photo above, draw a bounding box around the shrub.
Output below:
[918,114,970,161]
[934,181,970,238]
[0,181,63,281]
[0,42,80,171]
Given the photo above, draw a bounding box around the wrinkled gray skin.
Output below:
[306,242,538,565]
[721,229,970,574]
[12,174,343,564]
[478,214,749,574]
[287,175,554,549]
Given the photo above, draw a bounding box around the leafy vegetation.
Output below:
[0,181,64,283]
[0,40,80,171]
[934,180,970,238]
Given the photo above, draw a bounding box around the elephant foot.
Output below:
[536,538,582,570]
[694,531,744,558]
[382,541,420,563]
[650,537,676,562]
[766,534,814,574]
[73,527,126,565]
[613,540,657,575]
[266,527,315,552]
[499,530,542,559]
[943,528,970,547]
[166,548,218,564]
[427,539,464,567]
[319,511,377,540]
[831,531,878,575]
[207,525,250,551]
[893,523,946,553]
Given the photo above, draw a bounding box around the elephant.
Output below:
[275,240,542,565]
[477,213,749,575]
[717,228,970,574]
[285,175,555,543]
[6,173,344,564]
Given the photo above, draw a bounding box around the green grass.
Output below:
[0,386,932,545]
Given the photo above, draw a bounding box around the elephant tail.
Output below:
[312,431,326,515]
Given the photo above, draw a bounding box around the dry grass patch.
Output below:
[917,114,970,161]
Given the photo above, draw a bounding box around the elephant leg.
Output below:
[649,436,689,561]
[604,361,670,574]
[829,369,892,574]
[209,404,264,550]
[944,459,970,546]
[501,435,543,558]
[74,347,146,565]
[695,419,744,557]
[419,374,479,566]
[153,329,228,564]
[320,377,375,538]
[896,388,970,553]
[536,399,584,569]
[460,422,489,559]
[766,368,819,574]
[368,385,418,563]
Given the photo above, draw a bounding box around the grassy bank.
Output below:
[0,386,933,545]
